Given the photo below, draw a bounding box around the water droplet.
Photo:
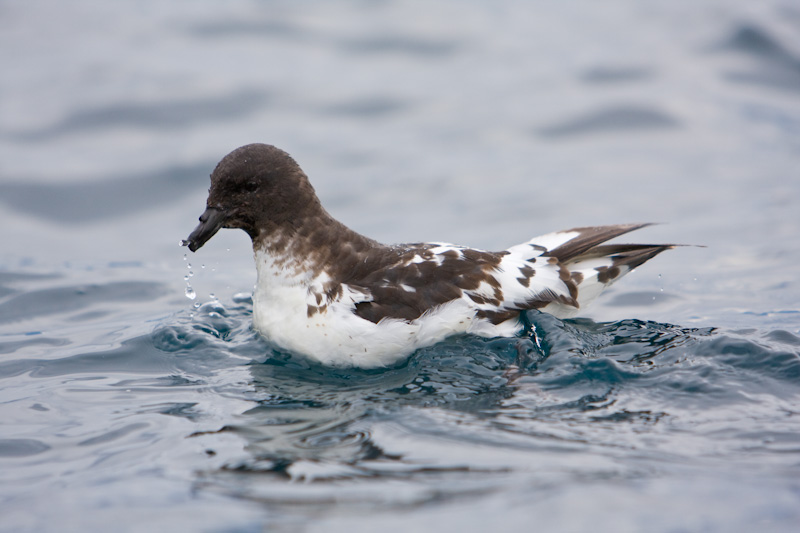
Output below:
[185,286,196,300]
[209,292,216,300]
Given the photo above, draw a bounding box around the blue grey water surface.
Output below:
[2,1,800,531]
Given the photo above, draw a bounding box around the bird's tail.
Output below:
[524,224,674,318]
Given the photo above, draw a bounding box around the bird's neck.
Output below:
[252,210,382,288]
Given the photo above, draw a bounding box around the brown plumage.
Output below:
[183,143,677,367]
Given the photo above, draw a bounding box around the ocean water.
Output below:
[2,1,800,531]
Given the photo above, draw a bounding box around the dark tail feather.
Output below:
[547,223,656,263]
[568,243,675,270]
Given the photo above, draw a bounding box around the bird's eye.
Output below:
[244,180,259,192]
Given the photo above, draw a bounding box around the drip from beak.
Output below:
[182,207,227,252]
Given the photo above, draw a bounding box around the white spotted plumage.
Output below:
[184,144,675,368]
[250,228,664,368]
[252,247,480,367]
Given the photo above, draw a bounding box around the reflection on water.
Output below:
[153,299,798,528]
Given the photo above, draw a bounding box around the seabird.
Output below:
[183,143,674,367]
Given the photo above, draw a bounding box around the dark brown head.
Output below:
[183,144,322,252]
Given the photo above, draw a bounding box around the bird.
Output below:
[183,143,674,368]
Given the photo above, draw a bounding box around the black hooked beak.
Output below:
[182,207,228,252]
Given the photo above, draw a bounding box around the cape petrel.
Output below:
[183,143,674,367]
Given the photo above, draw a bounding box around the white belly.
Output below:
[252,286,488,367]
[250,248,522,367]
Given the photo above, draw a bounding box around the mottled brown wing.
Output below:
[350,244,505,324]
